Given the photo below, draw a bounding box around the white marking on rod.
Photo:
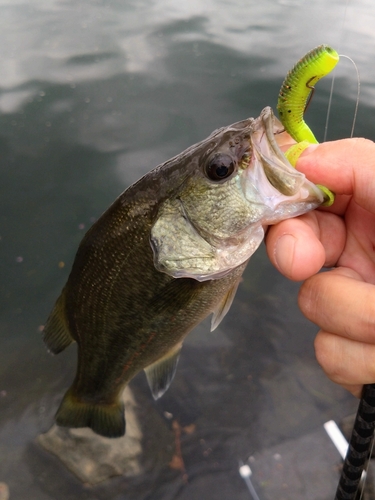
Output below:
[238,461,261,500]
[324,420,349,459]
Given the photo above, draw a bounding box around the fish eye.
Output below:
[205,153,236,181]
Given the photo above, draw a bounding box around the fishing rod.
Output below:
[334,384,375,499]
[277,45,374,500]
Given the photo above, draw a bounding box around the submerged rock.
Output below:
[0,483,9,500]
[37,387,143,485]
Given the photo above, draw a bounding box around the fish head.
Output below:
[151,106,324,281]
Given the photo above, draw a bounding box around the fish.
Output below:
[43,106,325,438]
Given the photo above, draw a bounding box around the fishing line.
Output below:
[324,54,360,142]
[340,55,361,138]
[323,77,334,142]
[323,0,349,142]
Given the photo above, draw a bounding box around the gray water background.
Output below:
[1,0,375,499]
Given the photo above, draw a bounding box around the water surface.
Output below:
[1,1,375,499]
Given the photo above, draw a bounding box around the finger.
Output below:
[266,217,324,281]
[275,131,295,149]
[266,211,346,280]
[340,384,363,399]
[297,139,375,214]
[339,201,375,283]
[314,329,375,396]
[299,267,375,344]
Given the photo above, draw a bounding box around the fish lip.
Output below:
[241,106,324,215]
[253,107,305,186]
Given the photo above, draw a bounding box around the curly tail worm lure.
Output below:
[277,44,339,206]
[278,46,375,500]
[277,44,339,143]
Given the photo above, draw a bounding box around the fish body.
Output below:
[44,107,324,437]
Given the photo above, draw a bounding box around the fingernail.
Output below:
[274,234,296,276]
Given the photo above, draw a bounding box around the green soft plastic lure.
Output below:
[277,44,339,206]
[277,44,339,143]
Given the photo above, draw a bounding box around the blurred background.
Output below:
[1,0,375,499]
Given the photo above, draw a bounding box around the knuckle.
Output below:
[298,275,322,321]
[314,330,351,386]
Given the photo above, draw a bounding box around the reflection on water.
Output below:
[1,1,374,499]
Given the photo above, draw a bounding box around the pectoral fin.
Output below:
[210,278,241,331]
[144,343,182,400]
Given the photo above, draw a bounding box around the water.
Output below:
[1,1,375,499]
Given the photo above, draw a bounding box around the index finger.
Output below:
[296,138,375,214]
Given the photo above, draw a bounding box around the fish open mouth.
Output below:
[242,106,325,219]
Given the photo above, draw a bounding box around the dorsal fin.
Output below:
[210,278,241,331]
[144,343,182,400]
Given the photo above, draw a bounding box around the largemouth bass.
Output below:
[44,107,325,438]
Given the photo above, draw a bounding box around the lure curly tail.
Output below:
[277,44,337,205]
[277,45,339,143]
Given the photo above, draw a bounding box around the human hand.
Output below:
[266,138,375,397]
